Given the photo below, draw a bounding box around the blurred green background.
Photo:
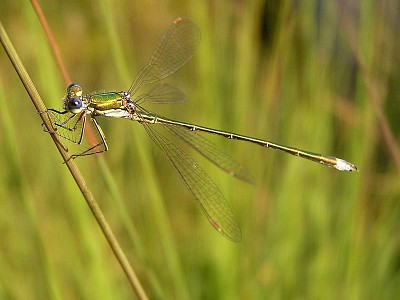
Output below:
[1,0,399,299]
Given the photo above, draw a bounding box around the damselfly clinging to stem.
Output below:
[46,17,357,242]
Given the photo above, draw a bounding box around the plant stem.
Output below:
[0,22,148,300]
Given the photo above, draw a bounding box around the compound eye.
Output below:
[67,97,83,113]
[67,83,83,98]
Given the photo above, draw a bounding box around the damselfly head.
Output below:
[67,83,83,98]
[63,83,85,113]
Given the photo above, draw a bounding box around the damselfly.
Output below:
[46,17,357,241]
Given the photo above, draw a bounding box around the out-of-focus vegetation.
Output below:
[1,0,399,299]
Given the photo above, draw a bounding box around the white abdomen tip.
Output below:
[336,158,358,172]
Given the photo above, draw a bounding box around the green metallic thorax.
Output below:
[86,92,126,111]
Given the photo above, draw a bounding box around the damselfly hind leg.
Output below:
[70,117,109,159]
[45,109,86,144]
[45,109,108,159]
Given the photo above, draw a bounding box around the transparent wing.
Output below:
[165,124,254,183]
[129,17,201,95]
[142,123,241,242]
[137,83,186,104]
[135,104,253,183]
